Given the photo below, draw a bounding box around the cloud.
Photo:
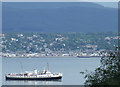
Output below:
[2,0,119,2]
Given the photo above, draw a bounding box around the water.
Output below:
[0,57,2,87]
[2,57,101,85]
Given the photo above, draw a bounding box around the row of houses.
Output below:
[2,51,102,58]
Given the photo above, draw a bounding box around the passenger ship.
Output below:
[5,69,62,80]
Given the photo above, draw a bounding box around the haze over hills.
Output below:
[2,2,118,32]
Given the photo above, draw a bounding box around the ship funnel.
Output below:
[34,69,38,74]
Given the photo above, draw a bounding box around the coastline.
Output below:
[3,56,101,58]
[3,56,77,58]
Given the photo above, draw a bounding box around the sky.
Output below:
[2,0,119,8]
[2,0,119,1]
[2,0,119,2]
[96,2,118,8]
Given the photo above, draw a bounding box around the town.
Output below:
[1,32,118,58]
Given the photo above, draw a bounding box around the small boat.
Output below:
[5,69,63,80]
[77,56,101,58]
[77,56,91,58]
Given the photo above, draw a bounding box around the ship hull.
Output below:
[6,76,62,80]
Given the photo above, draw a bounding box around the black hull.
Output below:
[6,76,62,81]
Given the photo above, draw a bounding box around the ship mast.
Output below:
[20,61,23,74]
[47,62,49,71]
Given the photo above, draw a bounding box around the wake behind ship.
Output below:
[5,69,63,80]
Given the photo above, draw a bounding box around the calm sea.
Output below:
[2,57,101,85]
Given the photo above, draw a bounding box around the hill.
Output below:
[2,2,118,32]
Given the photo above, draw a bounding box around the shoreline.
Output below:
[3,56,77,58]
[3,56,101,58]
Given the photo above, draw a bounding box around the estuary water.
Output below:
[2,57,101,85]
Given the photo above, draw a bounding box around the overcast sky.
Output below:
[96,2,118,8]
[2,0,119,8]
[2,0,119,1]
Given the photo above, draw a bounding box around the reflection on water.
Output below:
[5,79,62,85]
[3,57,100,85]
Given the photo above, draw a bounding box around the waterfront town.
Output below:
[1,32,118,58]
[2,50,102,58]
